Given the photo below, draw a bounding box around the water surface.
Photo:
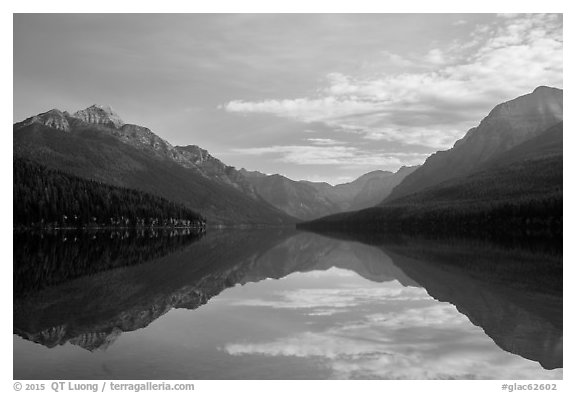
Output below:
[13,229,562,379]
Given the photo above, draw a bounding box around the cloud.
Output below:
[222,14,562,151]
[425,48,446,65]
[496,13,520,19]
[222,301,563,379]
[306,138,345,146]
[227,284,430,316]
[356,125,466,149]
[231,145,427,168]
[375,51,416,68]
[298,174,356,185]
[225,96,380,123]
[219,268,562,380]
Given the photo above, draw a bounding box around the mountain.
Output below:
[298,127,562,236]
[299,88,563,235]
[239,170,342,220]
[13,106,295,226]
[14,104,421,224]
[343,167,419,210]
[384,121,562,207]
[387,86,563,202]
[240,166,418,220]
[175,145,260,199]
[73,104,125,128]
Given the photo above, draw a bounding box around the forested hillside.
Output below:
[298,122,563,237]
[14,157,206,229]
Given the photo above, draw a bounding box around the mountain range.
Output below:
[14,104,416,224]
[299,86,563,233]
[13,86,563,228]
[386,86,563,202]
[240,166,417,220]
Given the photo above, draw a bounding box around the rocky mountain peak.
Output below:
[18,109,71,132]
[72,104,125,128]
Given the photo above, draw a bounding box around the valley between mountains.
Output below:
[13,86,563,233]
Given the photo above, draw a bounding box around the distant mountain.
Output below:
[344,167,419,210]
[241,166,418,220]
[387,86,563,202]
[299,88,563,235]
[239,170,342,220]
[13,106,295,226]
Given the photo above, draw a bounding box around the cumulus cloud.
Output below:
[223,14,562,152]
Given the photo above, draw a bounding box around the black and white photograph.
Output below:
[8,4,568,389]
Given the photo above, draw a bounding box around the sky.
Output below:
[13,13,563,184]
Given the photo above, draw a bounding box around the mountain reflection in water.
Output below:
[13,229,562,380]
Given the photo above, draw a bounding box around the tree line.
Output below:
[298,193,562,239]
[14,157,206,229]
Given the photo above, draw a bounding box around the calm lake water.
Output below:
[13,229,562,380]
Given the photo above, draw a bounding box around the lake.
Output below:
[13,228,562,379]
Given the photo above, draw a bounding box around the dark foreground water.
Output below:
[13,229,562,379]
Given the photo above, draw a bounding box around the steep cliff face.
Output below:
[387,86,563,201]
